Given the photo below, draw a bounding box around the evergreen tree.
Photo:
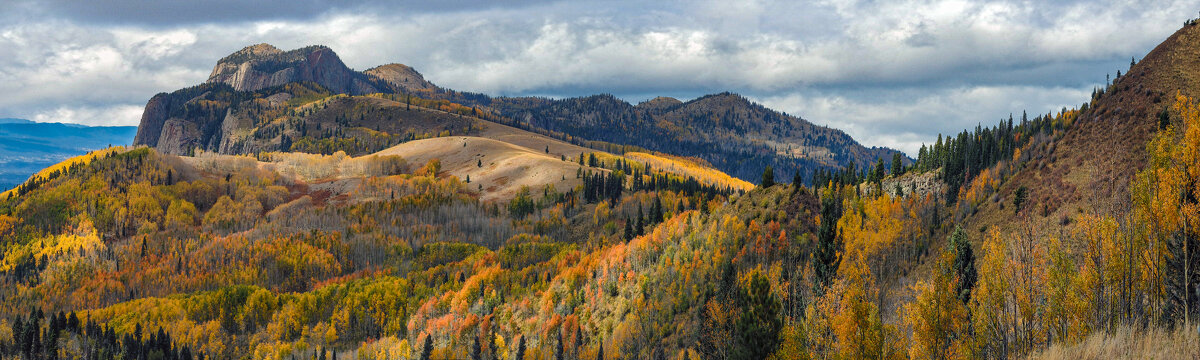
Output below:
[636,205,645,236]
[515,335,526,360]
[733,272,781,360]
[814,194,842,291]
[761,166,775,188]
[420,335,433,360]
[1013,186,1029,215]
[891,152,903,177]
[949,226,977,303]
[623,218,634,241]
[471,334,482,360]
[651,196,664,224]
[555,331,564,360]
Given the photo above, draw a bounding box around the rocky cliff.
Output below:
[206,44,380,94]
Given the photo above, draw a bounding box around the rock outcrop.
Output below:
[364,63,437,92]
[136,44,397,154]
[132,93,173,147]
[206,44,379,94]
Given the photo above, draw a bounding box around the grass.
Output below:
[1030,324,1200,360]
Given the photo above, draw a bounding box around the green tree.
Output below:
[555,331,564,360]
[891,152,903,177]
[509,186,536,219]
[761,166,775,188]
[949,226,977,303]
[420,335,433,360]
[814,194,842,291]
[733,271,782,360]
[515,335,526,360]
[1013,186,1028,215]
[471,334,482,360]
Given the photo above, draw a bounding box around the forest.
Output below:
[1,93,1196,359]
[5,20,1200,360]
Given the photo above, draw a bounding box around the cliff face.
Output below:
[135,44,391,154]
[206,44,379,94]
[132,93,172,147]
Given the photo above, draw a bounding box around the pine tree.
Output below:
[948,226,977,303]
[651,196,664,224]
[623,218,634,241]
[515,335,526,360]
[891,152,903,177]
[761,166,775,188]
[636,205,645,236]
[814,194,842,291]
[420,335,433,360]
[1013,186,1028,215]
[471,334,482,360]
[555,331,564,360]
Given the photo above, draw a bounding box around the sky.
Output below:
[0,0,1195,156]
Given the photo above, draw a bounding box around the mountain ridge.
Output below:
[133,43,907,184]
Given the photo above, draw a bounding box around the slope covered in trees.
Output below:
[485,93,904,185]
[10,15,1200,360]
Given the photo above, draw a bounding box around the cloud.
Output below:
[755,85,1093,156]
[0,0,1195,151]
[31,104,145,127]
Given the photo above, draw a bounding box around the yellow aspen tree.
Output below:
[1043,236,1086,345]
[970,229,1010,358]
[904,249,970,360]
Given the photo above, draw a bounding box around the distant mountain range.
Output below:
[133,43,907,183]
[0,119,137,189]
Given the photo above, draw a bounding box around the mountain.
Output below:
[206,43,383,94]
[488,92,904,182]
[133,43,906,184]
[0,120,137,190]
[8,20,1200,360]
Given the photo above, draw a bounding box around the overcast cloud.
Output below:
[0,0,1194,155]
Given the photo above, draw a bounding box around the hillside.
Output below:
[951,19,1200,239]
[133,44,906,185]
[0,120,137,190]
[486,93,905,184]
[377,137,594,202]
[0,135,751,358]
[10,18,1200,360]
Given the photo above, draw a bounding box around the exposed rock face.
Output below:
[132,93,173,147]
[136,44,393,154]
[206,44,379,94]
[364,63,437,92]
